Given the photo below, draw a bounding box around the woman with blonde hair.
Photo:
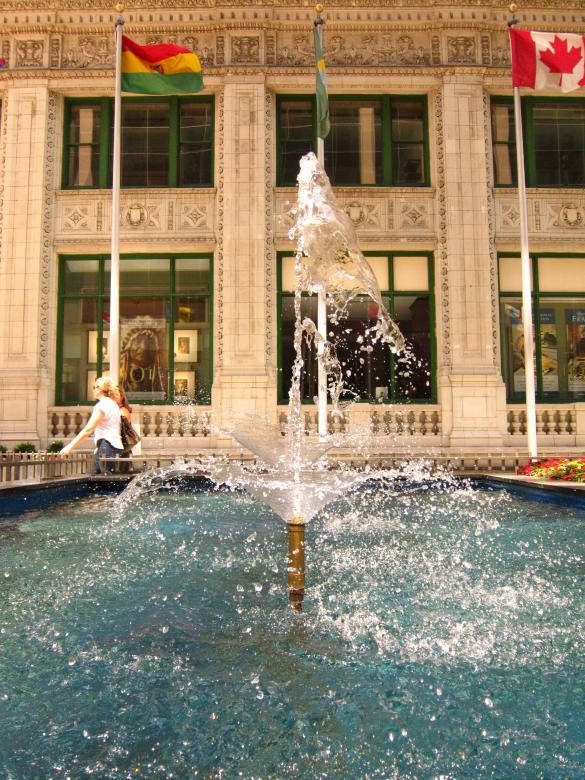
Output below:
[59,376,125,473]
[112,384,134,473]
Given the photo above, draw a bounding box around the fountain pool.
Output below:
[1,478,585,777]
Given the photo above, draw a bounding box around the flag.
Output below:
[314,25,330,139]
[121,35,203,95]
[509,28,585,92]
[0,59,6,69]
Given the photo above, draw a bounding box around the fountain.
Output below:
[117,152,413,609]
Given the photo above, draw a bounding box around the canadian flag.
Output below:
[509,29,585,92]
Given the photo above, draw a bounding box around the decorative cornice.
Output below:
[0,0,583,8]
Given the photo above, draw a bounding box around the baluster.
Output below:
[553,410,562,434]
[166,411,176,437]
[278,412,287,435]
[370,411,379,434]
[50,412,59,437]
[155,413,163,437]
[304,412,311,435]
[383,411,392,435]
[541,410,550,435]
[63,413,71,437]
[407,411,415,435]
[565,411,574,434]
[518,411,527,435]
[395,413,404,435]
[507,410,515,435]
[419,411,427,435]
[190,413,198,437]
[201,412,211,436]
[142,412,151,437]
[431,411,440,436]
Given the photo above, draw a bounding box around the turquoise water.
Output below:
[1,481,585,777]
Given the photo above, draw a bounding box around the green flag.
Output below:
[314,24,330,139]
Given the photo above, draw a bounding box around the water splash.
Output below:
[117,152,412,525]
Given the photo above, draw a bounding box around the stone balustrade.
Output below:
[48,406,212,441]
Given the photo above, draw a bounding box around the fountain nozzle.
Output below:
[287,521,306,611]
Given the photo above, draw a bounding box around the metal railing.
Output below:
[0,449,566,487]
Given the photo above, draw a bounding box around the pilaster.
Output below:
[0,85,55,447]
[212,76,276,427]
[439,74,507,447]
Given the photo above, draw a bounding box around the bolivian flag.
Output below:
[121,36,203,95]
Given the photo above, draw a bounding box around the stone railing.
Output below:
[506,406,585,446]
[48,406,212,441]
[277,405,442,438]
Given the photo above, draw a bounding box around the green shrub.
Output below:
[47,440,64,453]
[13,442,37,453]
[0,444,7,453]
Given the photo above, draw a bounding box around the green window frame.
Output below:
[499,252,585,402]
[276,94,430,187]
[56,253,213,405]
[62,96,214,189]
[277,251,436,405]
[491,96,585,188]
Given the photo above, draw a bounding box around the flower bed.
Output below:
[519,457,585,482]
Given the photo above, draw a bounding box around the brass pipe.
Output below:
[287,519,305,611]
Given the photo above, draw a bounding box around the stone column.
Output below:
[437,75,507,448]
[212,76,276,428]
[0,86,56,448]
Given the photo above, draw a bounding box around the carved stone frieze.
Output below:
[447,36,476,64]
[49,35,61,68]
[274,189,434,239]
[264,90,275,365]
[495,193,585,237]
[555,203,585,229]
[490,32,510,66]
[39,91,58,370]
[62,35,113,67]
[55,191,216,240]
[215,89,225,367]
[231,34,260,64]
[15,39,44,67]
[276,31,430,66]
[482,92,499,368]
[64,206,90,230]
[434,89,451,369]
[183,36,215,66]
[181,204,208,229]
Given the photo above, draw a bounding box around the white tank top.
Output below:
[93,396,124,449]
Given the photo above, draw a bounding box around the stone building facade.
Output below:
[0,0,584,452]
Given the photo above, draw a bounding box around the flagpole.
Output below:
[509,5,538,459]
[109,3,124,386]
[315,4,327,440]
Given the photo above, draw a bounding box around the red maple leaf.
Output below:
[539,36,583,87]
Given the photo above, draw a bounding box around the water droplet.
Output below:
[210,712,218,720]
[253,583,263,592]
[484,697,494,708]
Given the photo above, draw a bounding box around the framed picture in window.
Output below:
[87,330,110,363]
[174,330,198,362]
[86,369,110,399]
[173,371,196,399]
